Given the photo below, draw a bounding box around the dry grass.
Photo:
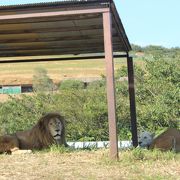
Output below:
[0,149,179,180]
[0,59,110,85]
[0,58,144,85]
[0,58,143,102]
[0,58,129,101]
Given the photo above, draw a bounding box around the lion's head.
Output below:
[30,112,68,149]
[48,115,63,142]
[138,131,154,148]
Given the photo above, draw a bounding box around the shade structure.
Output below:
[0,0,137,160]
[0,0,131,58]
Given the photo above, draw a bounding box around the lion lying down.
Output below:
[0,112,68,154]
[138,128,180,152]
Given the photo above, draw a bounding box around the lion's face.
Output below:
[138,131,154,148]
[48,117,63,142]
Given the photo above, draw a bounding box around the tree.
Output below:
[32,67,55,92]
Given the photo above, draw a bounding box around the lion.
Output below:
[138,128,180,152]
[0,112,68,154]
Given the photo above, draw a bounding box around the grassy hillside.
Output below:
[0,57,144,85]
[0,45,179,85]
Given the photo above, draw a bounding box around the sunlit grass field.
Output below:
[0,57,144,85]
[0,147,179,180]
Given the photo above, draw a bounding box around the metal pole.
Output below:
[103,11,118,160]
[127,56,138,147]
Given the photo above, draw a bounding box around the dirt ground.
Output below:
[0,150,179,180]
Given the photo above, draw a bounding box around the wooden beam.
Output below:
[0,54,128,64]
[0,37,121,50]
[103,11,118,160]
[0,38,104,49]
[0,38,124,56]
[110,3,131,51]
[0,48,105,57]
[0,34,106,44]
[0,25,104,35]
[0,29,108,43]
[0,17,102,32]
[0,28,118,43]
[0,14,102,24]
[0,8,109,20]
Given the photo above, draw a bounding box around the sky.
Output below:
[0,0,179,48]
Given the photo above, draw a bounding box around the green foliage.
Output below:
[0,90,108,141]
[0,93,57,134]
[115,65,128,79]
[48,144,72,153]
[87,80,106,90]
[59,79,84,90]
[135,57,180,131]
[0,46,179,141]
[56,89,109,141]
[121,148,177,162]
[131,44,143,52]
[32,67,55,92]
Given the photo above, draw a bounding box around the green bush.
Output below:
[32,67,55,92]
[59,80,84,90]
[55,89,109,141]
[0,50,179,141]
[87,80,106,90]
[0,93,57,134]
[135,58,179,131]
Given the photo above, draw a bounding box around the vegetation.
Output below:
[59,79,85,90]
[0,148,179,179]
[0,45,179,141]
[32,67,55,92]
[0,45,179,179]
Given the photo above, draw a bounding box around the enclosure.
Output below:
[0,0,137,159]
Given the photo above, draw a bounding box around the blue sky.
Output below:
[116,0,180,48]
[0,0,179,48]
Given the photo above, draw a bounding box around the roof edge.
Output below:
[0,0,111,10]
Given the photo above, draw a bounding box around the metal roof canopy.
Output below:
[0,0,138,160]
[0,0,131,58]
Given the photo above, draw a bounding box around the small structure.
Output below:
[0,0,137,159]
[0,84,33,94]
[0,85,21,94]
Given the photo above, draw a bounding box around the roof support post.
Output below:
[103,11,118,160]
[127,56,138,147]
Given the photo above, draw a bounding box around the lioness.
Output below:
[0,112,68,154]
[138,128,180,152]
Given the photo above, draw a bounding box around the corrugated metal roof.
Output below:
[0,0,110,8]
[0,0,87,5]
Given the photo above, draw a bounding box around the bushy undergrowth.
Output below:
[135,58,179,131]
[0,55,179,141]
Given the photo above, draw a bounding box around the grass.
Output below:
[0,57,143,101]
[0,147,179,180]
[0,58,144,85]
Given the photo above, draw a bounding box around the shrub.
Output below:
[135,58,179,131]
[59,80,84,90]
[87,80,106,90]
[32,67,55,92]
[0,52,179,141]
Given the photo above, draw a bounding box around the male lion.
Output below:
[138,128,180,152]
[0,112,68,154]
